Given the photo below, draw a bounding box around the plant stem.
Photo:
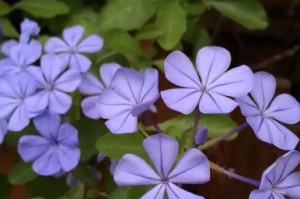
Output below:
[139,124,149,138]
[210,161,260,187]
[142,111,163,134]
[199,122,249,150]
[190,109,201,147]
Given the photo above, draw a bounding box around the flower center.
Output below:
[161,177,169,184]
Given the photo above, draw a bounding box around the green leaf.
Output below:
[96,133,147,160]
[61,184,85,199]
[183,2,205,16]
[156,1,186,50]
[149,113,237,140]
[135,24,163,40]
[8,162,37,185]
[205,0,268,30]
[0,1,11,17]
[0,18,18,38]
[0,175,11,199]
[103,29,142,60]
[71,163,97,188]
[99,0,155,31]
[27,176,69,199]
[73,119,109,161]
[14,0,70,18]
[109,186,151,199]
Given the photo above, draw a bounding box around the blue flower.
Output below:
[236,72,300,150]
[18,112,80,176]
[45,25,103,72]
[79,63,121,119]
[19,18,40,44]
[161,46,254,114]
[98,68,159,134]
[250,150,300,199]
[27,54,81,114]
[114,134,210,199]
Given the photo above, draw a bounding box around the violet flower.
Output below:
[161,46,254,114]
[236,72,300,150]
[0,120,7,144]
[18,112,80,176]
[114,134,210,199]
[27,54,81,114]
[0,73,38,131]
[0,40,42,77]
[45,25,103,72]
[250,150,300,199]
[79,63,121,119]
[19,18,40,44]
[1,40,18,57]
[98,68,159,134]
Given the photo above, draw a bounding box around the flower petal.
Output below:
[81,96,101,119]
[139,68,159,103]
[276,171,300,198]
[169,148,210,184]
[164,51,200,88]
[18,135,52,162]
[196,46,231,85]
[32,148,61,176]
[55,69,81,92]
[8,105,30,132]
[140,184,165,199]
[44,37,68,53]
[49,90,72,114]
[251,72,276,111]
[57,145,80,172]
[25,91,49,115]
[247,117,299,150]
[41,54,67,83]
[235,95,260,117]
[99,63,121,88]
[33,111,61,139]
[77,35,103,53]
[249,190,273,199]
[69,53,91,72]
[166,182,204,199]
[57,123,79,146]
[209,65,254,97]
[266,94,300,124]
[1,39,18,56]
[114,154,161,186]
[105,110,137,134]
[0,96,18,119]
[79,72,103,95]
[199,92,238,114]
[143,134,178,177]
[98,89,133,118]
[0,120,7,144]
[161,88,201,115]
[63,25,84,47]
[111,68,143,103]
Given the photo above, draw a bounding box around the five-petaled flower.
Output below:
[98,68,159,134]
[236,72,300,150]
[79,63,121,119]
[18,112,80,176]
[27,54,81,114]
[250,150,300,199]
[45,25,103,72]
[114,134,210,199]
[161,46,254,114]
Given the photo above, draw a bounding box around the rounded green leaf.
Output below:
[8,162,37,185]
[156,2,187,50]
[205,0,268,30]
[0,1,11,17]
[0,18,18,38]
[14,0,70,18]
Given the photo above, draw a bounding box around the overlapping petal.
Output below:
[81,96,101,119]
[143,134,178,177]
[99,63,121,88]
[41,54,67,83]
[141,184,165,199]
[79,73,103,95]
[49,90,72,114]
[166,182,204,199]
[77,35,103,53]
[105,110,137,134]
[32,148,61,176]
[33,111,61,139]
[0,120,8,144]
[45,37,68,53]
[114,154,161,185]
[1,39,18,56]
[69,53,91,72]
[54,69,81,92]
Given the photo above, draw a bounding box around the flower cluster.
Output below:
[1,18,300,199]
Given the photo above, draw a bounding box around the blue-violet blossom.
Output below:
[114,134,210,199]
[250,150,300,199]
[79,63,121,119]
[98,68,159,134]
[45,25,103,72]
[27,54,81,114]
[236,72,300,150]
[161,46,254,114]
[18,112,80,176]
